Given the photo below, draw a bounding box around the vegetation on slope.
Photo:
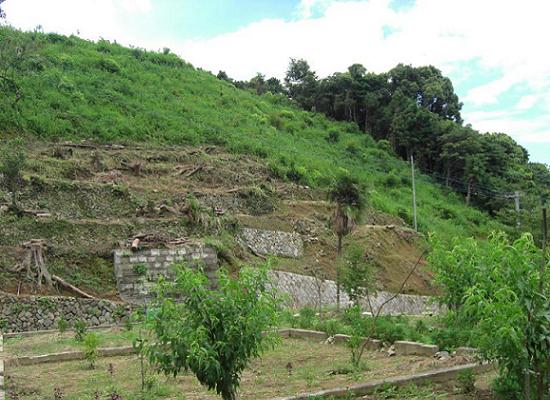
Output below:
[223,59,550,241]
[0,26,506,241]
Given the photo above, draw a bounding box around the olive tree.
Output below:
[145,264,280,400]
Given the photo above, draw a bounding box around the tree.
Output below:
[431,233,550,400]
[328,174,365,310]
[284,58,318,110]
[0,139,26,211]
[216,70,231,82]
[0,0,5,19]
[340,245,375,306]
[265,77,285,95]
[249,72,266,95]
[145,264,280,400]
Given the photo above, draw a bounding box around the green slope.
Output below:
[0,27,503,239]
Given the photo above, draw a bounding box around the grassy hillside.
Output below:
[0,27,512,298]
[0,27,503,240]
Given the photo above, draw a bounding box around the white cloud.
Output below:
[515,95,537,111]
[466,111,550,144]
[297,0,336,18]
[3,0,152,43]
[121,0,151,13]
[178,0,550,154]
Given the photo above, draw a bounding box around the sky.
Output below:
[3,0,549,164]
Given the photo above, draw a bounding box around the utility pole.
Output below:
[536,196,548,400]
[514,191,521,228]
[504,191,522,229]
[541,196,548,284]
[410,154,418,232]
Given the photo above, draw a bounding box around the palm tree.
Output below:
[328,174,365,311]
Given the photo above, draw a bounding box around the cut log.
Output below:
[52,275,96,299]
[131,238,141,252]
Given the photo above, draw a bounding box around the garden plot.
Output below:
[3,327,136,358]
[4,331,473,400]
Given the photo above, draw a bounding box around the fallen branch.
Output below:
[52,275,96,299]
[21,209,51,218]
[182,165,203,177]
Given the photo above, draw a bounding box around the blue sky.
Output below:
[3,0,549,164]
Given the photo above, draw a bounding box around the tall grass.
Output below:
[0,27,504,239]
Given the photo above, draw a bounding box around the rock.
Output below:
[455,347,477,357]
[394,341,439,357]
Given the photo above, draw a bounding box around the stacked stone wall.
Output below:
[241,228,303,258]
[0,295,132,333]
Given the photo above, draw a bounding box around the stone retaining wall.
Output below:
[242,228,303,258]
[113,244,218,303]
[0,295,132,333]
[269,270,439,315]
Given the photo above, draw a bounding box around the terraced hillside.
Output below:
[0,27,508,298]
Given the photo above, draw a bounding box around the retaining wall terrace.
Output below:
[113,244,218,303]
[269,270,440,315]
[242,228,303,258]
[0,295,132,333]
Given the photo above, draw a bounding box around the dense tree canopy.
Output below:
[220,60,550,238]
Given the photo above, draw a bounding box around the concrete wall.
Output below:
[268,270,439,315]
[0,295,132,333]
[113,245,218,303]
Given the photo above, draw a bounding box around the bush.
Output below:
[97,58,121,73]
[457,369,476,394]
[316,318,343,337]
[133,263,147,277]
[297,307,317,330]
[269,113,284,130]
[325,130,340,143]
[57,317,68,333]
[383,173,400,188]
[74,319,88,342]
[82,332,100,369]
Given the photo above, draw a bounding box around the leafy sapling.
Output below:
[145,262,280,400]
[82,332,100,369]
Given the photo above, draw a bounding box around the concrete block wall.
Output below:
[113,245,218,303]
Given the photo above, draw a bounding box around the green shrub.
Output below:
[297,307,317,330]
[74,319,88,342]
[326,130,340,143]
[316,318,343,337]
[82,332,100,369]
[269,113,284,130]
[57,317,68,333]
[383,173,400,187]
[97,58,121,73]
[457,369,476,394]
[133,263,147,277]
